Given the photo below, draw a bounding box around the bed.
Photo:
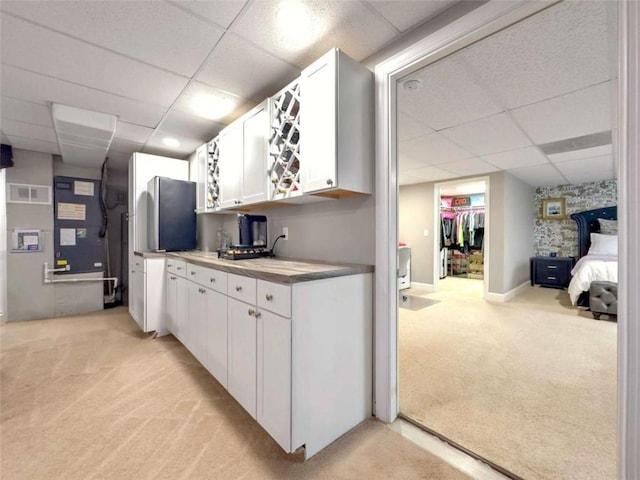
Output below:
[568,207,618,317]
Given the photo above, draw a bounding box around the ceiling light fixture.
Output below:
[191,94,235,121]
[276,3,312,39]
[403,79,422,91]
[162,137,180,148]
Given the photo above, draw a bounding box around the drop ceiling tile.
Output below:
[145,130,203,157]
[169,0,247,29]
[400,132,473,167]
[174,81,255,124]
[398,56,503,130]
[160,109,224,143]
[197,33,300,102]
[398,172,425,186]
[438,158,500,176]
[114,122,154,144]
[439,113,532,156]
[1,119,57,143]
[512,83,612,145]
[1,15,189,107]
[367,0,457,32]
[5,135,60,155]
[402,165,456,182]
[507,164,567,187]
[0,96,53,127]
[547,144,613,163]
[457,1,613,109]
[2,1,226,77]
[231,0,397,67]
[554,154,614,176]
[110,138,145,155]
[1,65,167,127]
[398,112,434,141]
[482,146,549,170]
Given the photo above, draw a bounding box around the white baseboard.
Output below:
[410,282,435,292]
[484,281,529,303]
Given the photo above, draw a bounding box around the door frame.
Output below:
[373,1,640,477]
[432,176,490,299]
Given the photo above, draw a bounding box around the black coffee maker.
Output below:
[220,214,269,260]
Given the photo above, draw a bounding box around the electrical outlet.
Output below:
[282,227,289,241]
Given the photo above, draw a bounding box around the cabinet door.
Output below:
[186,281,207,362]
[218,124,243,209]
[129,265,142,329]
[242,101,269,205]
[166,273,177,335]
[228,297,257,419]
[205,289,228,388]
[257,309,291,452]
[300,51,337,193]
[191,144,207,211]
[174,276,188,344]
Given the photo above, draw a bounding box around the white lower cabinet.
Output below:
[186,281,208,362]
[205,289,228,388]
[227,297,257,419]
[130,256,165,333]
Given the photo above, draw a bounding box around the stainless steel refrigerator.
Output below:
[147,176,196,251]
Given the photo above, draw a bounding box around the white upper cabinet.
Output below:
[299,49,373,197]
[217,122,243,209]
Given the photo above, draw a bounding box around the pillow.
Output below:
[598,218,618,235]
[588,233,618,255]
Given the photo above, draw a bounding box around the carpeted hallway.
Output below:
[399,277,617,480]
[0,307,470,480]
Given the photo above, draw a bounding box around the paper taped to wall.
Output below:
[58,202,86,221]
[60,228,76,246]
[74,181,94,196]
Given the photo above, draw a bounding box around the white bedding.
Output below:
[568,255,618,305]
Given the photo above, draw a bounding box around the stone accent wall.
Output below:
[534,179,617,257]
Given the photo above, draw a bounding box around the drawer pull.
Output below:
[548,265,558,269]
[254,311,261,319]
[248,309,255,316]
[177,266,183,270]
[547,276,557,280]
[265,294,273,301]
[235,285,242,292]
[190,271,196,276]
[167,263,173,267]
[199,288,206,294]
[170,276,176,280]
[210,277,216,283]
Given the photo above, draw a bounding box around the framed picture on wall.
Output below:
[542,198,566,220]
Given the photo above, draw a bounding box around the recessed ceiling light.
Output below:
[276,3,312,40]
[162,137,180,148]
[403,79,422,91]
[191,94,235,121]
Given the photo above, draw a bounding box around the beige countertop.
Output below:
[134,250,373,284]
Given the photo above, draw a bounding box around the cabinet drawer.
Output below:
[257,280,291,318]
[228,273,257,304]
[167,259,187,277]
[188,263,227,294]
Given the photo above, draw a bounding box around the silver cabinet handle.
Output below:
[190,271,196,276]
[254,311,261,318]
[548,265,558,269]
[547,276,557,280]
[167,263,173,267]
[177,266,183,270]
[210,277,216,283]
[248,309,255,316]
[326,179,333,186]
[199,288,206,294]
[235,285,242,292]
[265,294,273,301]
[170,276,176,280]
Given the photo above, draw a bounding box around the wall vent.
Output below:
[7,183,52,204]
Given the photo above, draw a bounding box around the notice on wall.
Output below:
[11,229,42,252]
[74,181,94,197]
[57,202,86,221]
[60,228,76,246]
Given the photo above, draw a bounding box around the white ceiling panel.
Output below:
[554,154,614,177]
[547,143,613,163]
[398,112,434,141]
[169,0,247,29]
[5,135,60,155]
[398,56,503,130]
[367,0,457,32]
[160,110,224,143]
[507,164,567,187]
[1,65,167,128]
[197,33,300,102]
[483,146,549,170]
[457,1,612,109]
[511,82,612,144]
[439,158,500,176]
[174,81,256,124]
[1,15,189,107]
[439,113,532,156]
[1,119,57,144]
[1,96,53,127]
[145,130,203,156]
[1,1,225,77]
[401,165,456,182]
[114,122,154,144]
[400,132,473,167]
[110,138,145,155]
[231,0,397,67]
[398,172,425,186]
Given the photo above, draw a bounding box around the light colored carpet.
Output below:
[0,307,470,480]
[399,277,617,480]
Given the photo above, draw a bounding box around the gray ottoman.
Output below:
[589,281,618,320]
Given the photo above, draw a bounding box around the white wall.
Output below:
[398,182,435,284]
[0,168,6,320]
